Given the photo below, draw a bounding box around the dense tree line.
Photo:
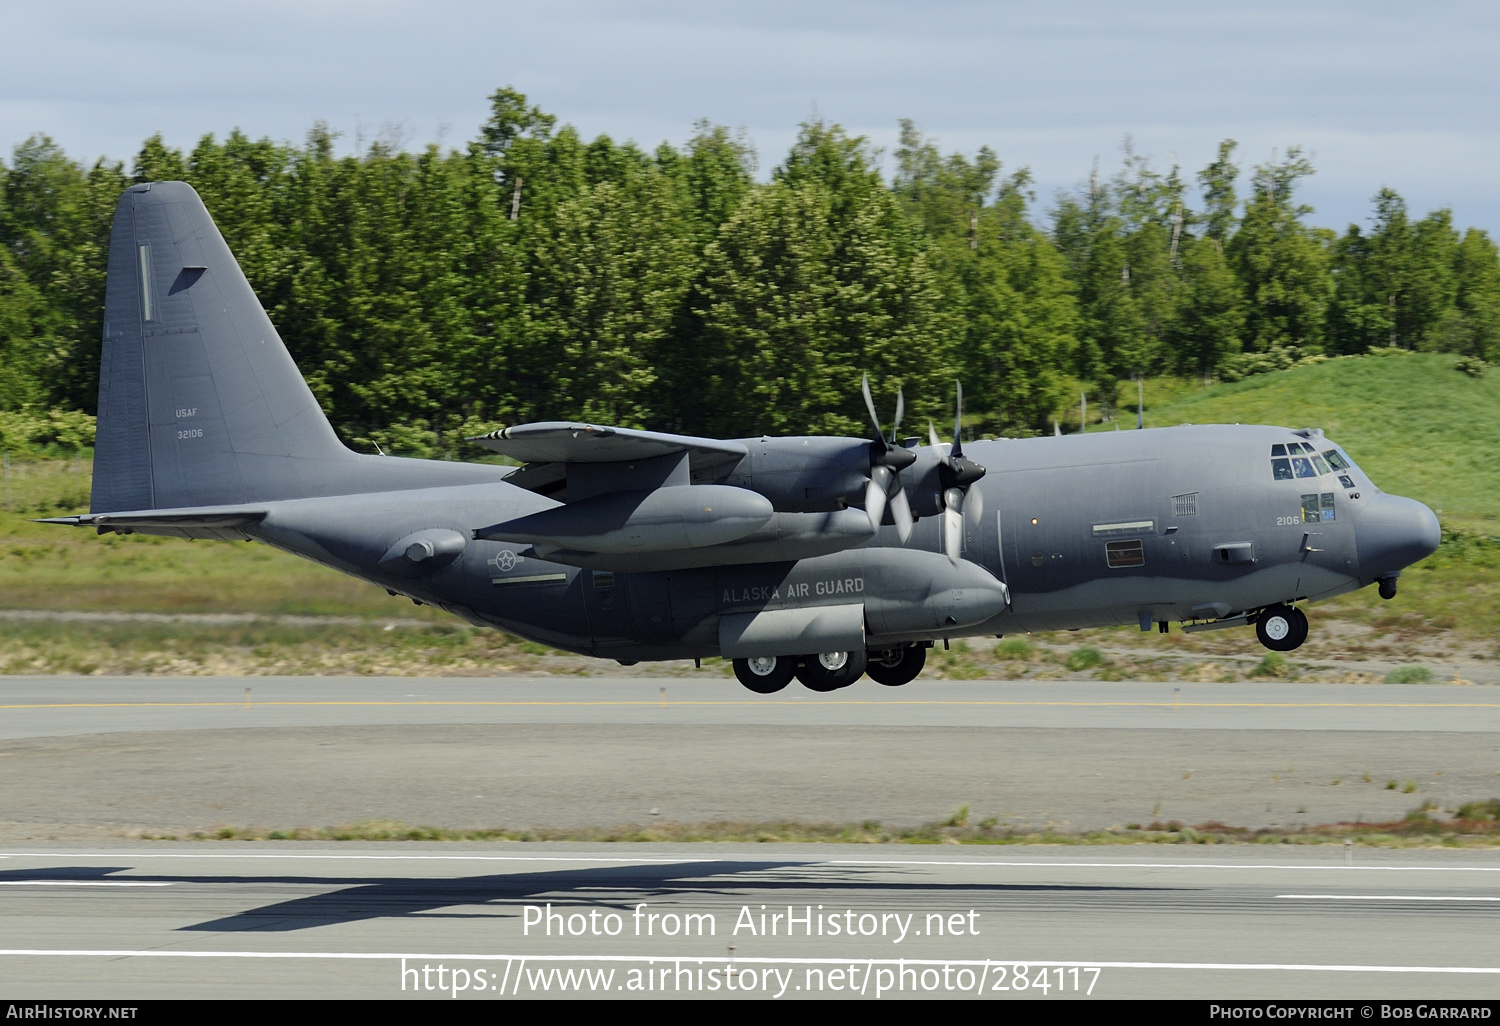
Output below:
[2,88,1497,454]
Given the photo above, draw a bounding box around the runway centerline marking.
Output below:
[0,950,1496,975]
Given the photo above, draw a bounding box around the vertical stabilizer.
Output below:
[91,181,354,512]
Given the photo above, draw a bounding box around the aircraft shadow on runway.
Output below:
[158,860,1179,933]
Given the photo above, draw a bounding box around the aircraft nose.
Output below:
[1355,493,1441,579]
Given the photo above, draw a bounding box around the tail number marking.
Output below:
[177,428,203,440]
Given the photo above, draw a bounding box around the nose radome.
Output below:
[1355,493,1441,579]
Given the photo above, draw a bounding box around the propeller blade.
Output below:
[965,481,984,527]
[892,387,904,443]
[943,508,963,563]
[951,381,964,458]
[864,467,890,533]
[861,373,883,441]
[928,420,944,456]
[890,487,913,543]
[943,487,964,563]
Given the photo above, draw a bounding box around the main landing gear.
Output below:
[866,645,927,687]
[733,646,924,693]
[1254,603,1308,652]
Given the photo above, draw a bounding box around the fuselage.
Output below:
[242,423,1440,662]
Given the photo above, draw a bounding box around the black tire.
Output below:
[1255,604,1303,652]
[796,650,869,692]
[1288,606,1309,649]
[733,655,795,694]
[865,646,926,687]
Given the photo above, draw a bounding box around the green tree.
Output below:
[693,121,953,437]
[0,136,125,412]
[893,121,1075,432]
[523,172,697,426]
[1226,147,1333,356]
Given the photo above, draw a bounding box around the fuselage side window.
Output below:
[1338,474,1355,489]
[1300,494,1321,523]
[1272,458,1294,480]
[1105,539,1145,568]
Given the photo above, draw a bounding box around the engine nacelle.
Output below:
[722,437,876,512]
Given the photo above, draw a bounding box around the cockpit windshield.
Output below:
[1270,442,1362,488]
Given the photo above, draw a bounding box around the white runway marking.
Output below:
[0,949,1495,975]
[0,880,172,887]
[3,851,1500,873]
[1278,894,1500,901]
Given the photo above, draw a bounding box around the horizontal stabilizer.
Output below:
[38,504,268,539]
[470,422,747,467]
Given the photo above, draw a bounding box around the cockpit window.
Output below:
[1311,453,1331,476]
[1291,456,1317,478]
[1322,448,1351,471]
[1271,444,1287,457]
[1272,458,1294,480]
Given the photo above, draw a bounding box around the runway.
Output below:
[1,844,1498,999]
[1,676,1498,999]
[0,677,1497,838]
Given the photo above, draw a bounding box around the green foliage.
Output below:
[1250,652,1288,677]
[1065,645,1104,671]
[1384,665,1433,684]
[0,407,95,453]
[4,97,1500,445]
[1227,147,1333,358]
[693,120,954,437]
[995,638,1033,659]
[1455,799,1500,821]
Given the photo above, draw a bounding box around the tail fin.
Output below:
[91,181,355,513]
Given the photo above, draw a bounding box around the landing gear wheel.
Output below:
[865,646,926,687]
[733,655,795,694]
[796,650,868,692]
[1255,604,1306,652]
[1288,606,1309,648]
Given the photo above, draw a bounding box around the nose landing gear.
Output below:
[1254,604,1308,652]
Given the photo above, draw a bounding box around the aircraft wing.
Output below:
[470,423,748,466]
[471,422,749,500]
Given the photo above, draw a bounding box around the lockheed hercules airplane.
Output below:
[44,183,1442,693]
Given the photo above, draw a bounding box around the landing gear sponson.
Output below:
[732,645,926,693]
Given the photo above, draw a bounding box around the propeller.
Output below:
[861,373,916,542]
[928,381,988,563]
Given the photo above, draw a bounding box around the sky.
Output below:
[4,0,1499,235]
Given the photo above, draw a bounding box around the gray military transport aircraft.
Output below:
[43,182,1442,693]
